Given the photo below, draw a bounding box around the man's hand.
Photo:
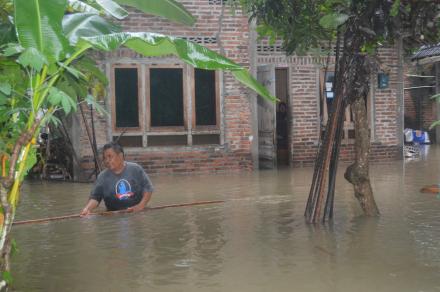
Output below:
[127,192,152,213]
[80,199,99,217]
[80,207,91,217]
[127,203,146,213]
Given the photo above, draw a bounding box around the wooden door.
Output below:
[257,65,276,169]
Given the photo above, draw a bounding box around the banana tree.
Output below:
[0,0,274,287]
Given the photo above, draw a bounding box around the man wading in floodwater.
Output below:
[80,142,154,216]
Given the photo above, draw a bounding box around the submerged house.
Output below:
[66,1,407,179]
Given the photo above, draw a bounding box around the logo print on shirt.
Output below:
[115,179,134,200]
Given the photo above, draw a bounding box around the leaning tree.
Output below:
[239,0,440,222]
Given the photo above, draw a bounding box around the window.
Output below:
[150,68,184,127]
[195,68,217,126]
[111,64,220,147]
[319,70,372,143]
[114,67,140,128]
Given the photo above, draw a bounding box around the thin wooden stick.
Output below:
[13,200,225,226]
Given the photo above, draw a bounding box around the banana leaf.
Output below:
[67,0,99,14]
[67,0,194,25]
[63,13,121,44]
[115,0,196,26]
[95,0,128,20]
[14,0,71,62]
[78,32,276,101]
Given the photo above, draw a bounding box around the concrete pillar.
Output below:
[249,19,259,170]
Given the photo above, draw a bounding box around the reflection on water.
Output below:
[12,145,440,292]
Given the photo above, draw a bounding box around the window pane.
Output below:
[114,68,139,128]
[195,69,216,126]
[193,134,220,145]
[150,68,184,127]
[148,135,187,146]
[112,136,143,147]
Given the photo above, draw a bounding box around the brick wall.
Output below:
[258,45,402,166]
[373,47,400,147]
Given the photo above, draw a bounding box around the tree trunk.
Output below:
[345,96,379,216]
[339,5,380,217]
[304,10,382,221]
[0,184,12,291]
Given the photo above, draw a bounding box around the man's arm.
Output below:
[128,191,152,212]
[80,199,100,217]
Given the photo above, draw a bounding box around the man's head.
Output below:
[102,142,125,173]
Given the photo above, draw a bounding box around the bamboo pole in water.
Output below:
[304,30,344,224]
[13,200,225,226]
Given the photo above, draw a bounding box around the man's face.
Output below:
[103,148,124,172]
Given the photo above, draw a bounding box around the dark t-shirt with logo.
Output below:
[90,162,154,211]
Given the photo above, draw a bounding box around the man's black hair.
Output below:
[102,142,124,156]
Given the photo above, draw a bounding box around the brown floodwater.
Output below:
[11,145,440,292]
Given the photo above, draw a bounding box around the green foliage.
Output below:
[390,0,400,17]
[67,0,195,26]
[1,271,12,285]
[17,48,48,71]
[95,0,128,20]
[47,87,77,114]
[67,0,99,14]
[2,43,23,56]
[14,0,71,63]
[85,94,107,115]
[0,58,28,155]
[255,24,277,44]
[430,120,440,130]
[319,13,348,29]
[241,0,440,57]
[62,13,121,44]
[430,93,440,102]
[10,239,18,256]
[361,42,377,55]
[240,0,335,54]
[115,0,196,26]
[0,82,11,96]
[75,57,108,85]
[16,146,37,182]
[0,0,15,44]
